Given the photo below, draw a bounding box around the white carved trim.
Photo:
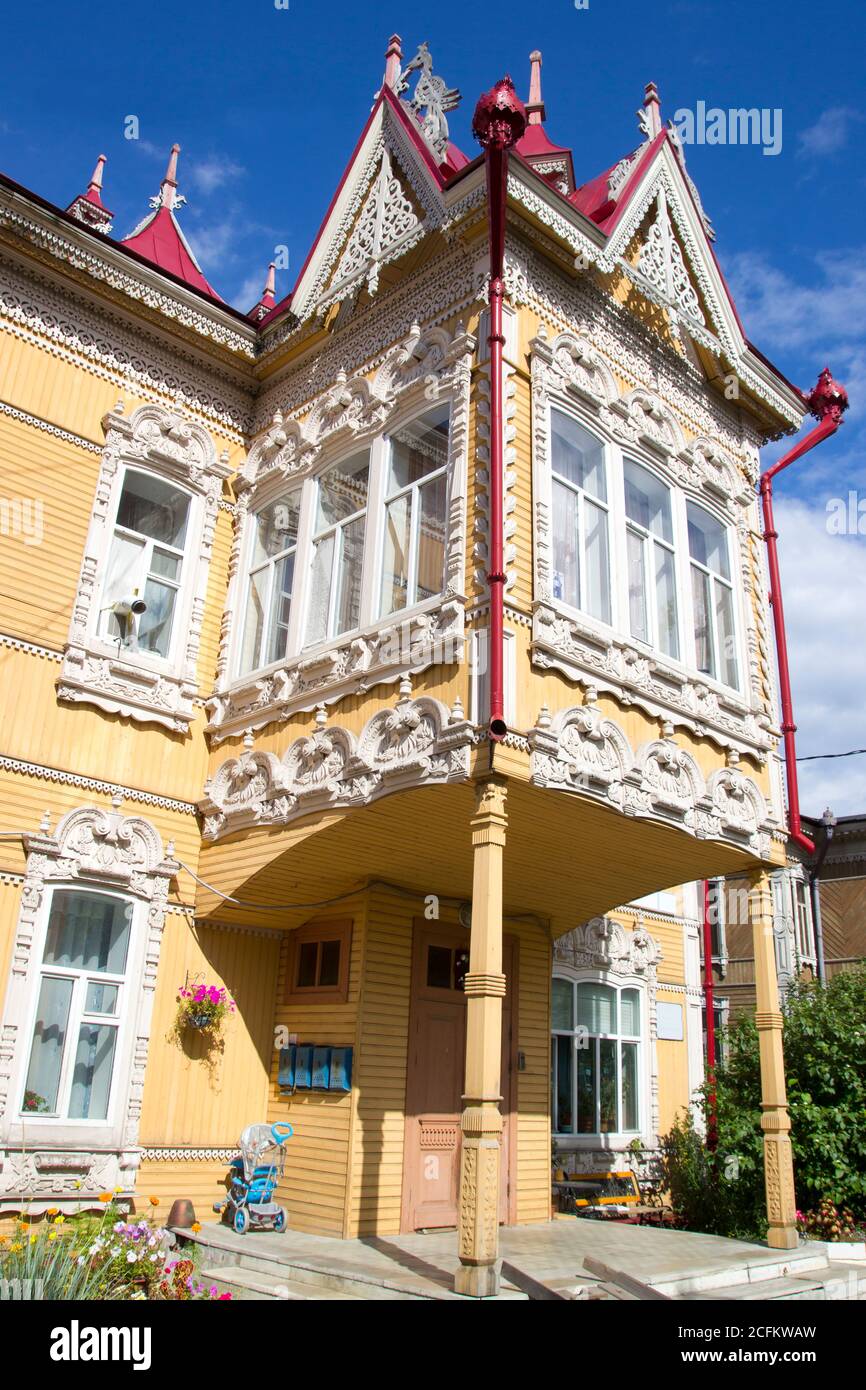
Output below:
[530,694,773,854]
[57,402,231,734]
[0,399,102,453]
[0,755,198,813]
[200,682,473,840]
[0,803,178,1200]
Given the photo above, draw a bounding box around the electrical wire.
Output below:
[796,749,866,762]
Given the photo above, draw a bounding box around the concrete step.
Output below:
[683,1261,866,1302]
[650,1248,832,1299]
[202,1264,365,1301]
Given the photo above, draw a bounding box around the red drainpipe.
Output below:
[702,878,718,1152]
[472,78,527,742]
[759,368,848,855]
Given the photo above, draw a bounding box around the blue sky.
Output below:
[2,0,864,810]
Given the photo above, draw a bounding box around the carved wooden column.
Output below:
[455,776,508,1297]
[749,869,798,1249]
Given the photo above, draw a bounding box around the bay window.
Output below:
[624,458,679,657]
[552,977,641,1136]
[550,409,611,623]
[240,489,302,673]
[305,450,370,646]
[100,469,191,659]
[379,403,450,618]
[22,889,133,1122]
[687,500,739,689]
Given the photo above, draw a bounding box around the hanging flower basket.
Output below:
[175,983,235,1037]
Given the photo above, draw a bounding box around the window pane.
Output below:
[297,941,318,988]
[251,493,301,567]
[584,500,611,623]
[117,471,189,549]
[714,580,738,689]
[68,1023,117,1120]
[620,988,640,1035]
[266,553,295,665]
[551,411,606,501]
[24,976,73,1114]
[241,567,268,673]
[380,493,411,617]
[551,478,580,606]
[316,452,370,530]
[621,1042,639,1131]
[552,978,574,1030]
[138,577,177,657]
[426,945,452,990]
[335,516,365,635]
[44,892,132,975]
[387,405,450,492]
[85,982,119,1015]
[627,528,649,642]
[599,1038,618,1132]
[319,940,341,988]
[577,982,616,1034]
[687,501,730,580]
[576,1039,596,1133]
[691,563,714,676]
[102,533,145,640]
[624,459,673,542]
[150,547,181,582]
[555,1034,574,1133]
[654,542,679,659]
[416,472,447,602]
[306,534,335,645]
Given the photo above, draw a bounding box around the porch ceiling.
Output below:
[192,776,763,937]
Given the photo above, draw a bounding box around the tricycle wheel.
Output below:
[233,1206,249,1235]
[273,1208,286,1233]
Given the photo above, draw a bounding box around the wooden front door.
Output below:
[402,923,516,1232]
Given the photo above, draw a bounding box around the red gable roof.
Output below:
[121,144,223,302]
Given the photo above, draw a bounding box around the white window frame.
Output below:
[234,485,304,678]
[551,972,647,1143]
[685,497,741,692]
[622,455,681,660]
[548,403,613,627]
[17,886,138,1129]
[303,443,374,649]
[97,466,194,665]
[792,877,815,962]
[376,403,451,622]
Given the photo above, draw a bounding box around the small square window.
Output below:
[285,920,352,1005]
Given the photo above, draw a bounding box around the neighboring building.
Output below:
[801,813,866,982]
[0,37,815,1287]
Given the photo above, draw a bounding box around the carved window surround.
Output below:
[529,692,777,856]
[200,680,474,841]
[206,322,474,743]
[0,803,178,1205]
[57,403,231,734]
[529,328,775,761]
[553,917,661,1148]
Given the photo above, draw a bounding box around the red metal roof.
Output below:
[122,205,222,301]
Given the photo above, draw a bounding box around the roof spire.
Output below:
[526,50,545,125]
[383,33,402,91]
[249,261,277,321]
[156,143,184,211]
[640,82,663,139]
[66,152,114,234]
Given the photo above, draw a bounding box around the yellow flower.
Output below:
[191,1221,201,1233]
[0,1234,8,1244]
[149,1196,160,1207]
[29,1233,37,1245]
[46,1206,59,1216]
[113,1186,123,1194]
[54,1215,65,1225]
[9,1241,22,1253]
[47,1230,59,1241]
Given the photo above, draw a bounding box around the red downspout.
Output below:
[472,78,527,742]
[702,878,718,1152]
[759,368,848,855]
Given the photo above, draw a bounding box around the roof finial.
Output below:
[248,261,277,321]
[526,50,545,125]
[159,143,182,209]
[383,33,402,91]
[66,152,113,234]
[640,82,663,139]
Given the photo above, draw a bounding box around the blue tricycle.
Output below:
[214,1121,293,1234]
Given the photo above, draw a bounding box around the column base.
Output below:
[454,1260,501,1298]
[766,1227,799,1251]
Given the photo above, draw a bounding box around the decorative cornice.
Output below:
[140,1147,237,1162]
[0,755,199,814]
[554,916,662,979]
[0,399,102,453]
[0,633,62,661]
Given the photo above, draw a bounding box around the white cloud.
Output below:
[187,155,245,196]
[726,247,866,357]
[798,106,864,158]
[775,497,866,815]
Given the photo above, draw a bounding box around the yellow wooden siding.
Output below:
[266,899,366,1237]
[134,1159,232,1223]
[140,918,279,1147]
[512,919,552,1224]
[655,989,691,1136]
